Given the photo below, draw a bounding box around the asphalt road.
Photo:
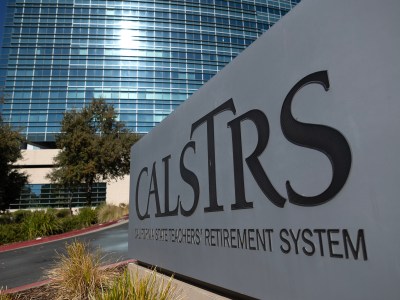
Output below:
[0,221,130,289]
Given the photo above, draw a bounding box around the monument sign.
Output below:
[129,0,400,298]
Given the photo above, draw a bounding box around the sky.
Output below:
[0,0,7,49]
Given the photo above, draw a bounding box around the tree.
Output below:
[0,115,28,212]
[47,99,139,206]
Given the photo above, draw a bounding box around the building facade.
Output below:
[0,0,299,145]
[12,149,128,209]
[0,0,300,208]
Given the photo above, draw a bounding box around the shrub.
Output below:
[77,207,97,227]
[46,241,117,300]
[12,209,32,223]
[60,216,83,232]
[0,213,13,225]
[97,204,129,223]
[0,223,25,245]
[55,208,71,218]
[21,210,62,240]
[46,208,57,216]
[99,268,179,300]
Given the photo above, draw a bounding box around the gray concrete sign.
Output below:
[129,0,400,298]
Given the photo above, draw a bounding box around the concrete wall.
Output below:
[15,149,129,206]
[107,175,130,205]
[15,149,57,184]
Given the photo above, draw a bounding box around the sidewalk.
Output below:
[0,215,129,253]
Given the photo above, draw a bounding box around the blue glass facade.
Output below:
[0,0,300,144]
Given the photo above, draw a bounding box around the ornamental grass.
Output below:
[96,204,129,223]
[0,289,12,300]
[98,268,180,300]
[46,241,117,300]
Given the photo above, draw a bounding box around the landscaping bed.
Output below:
[1,241,179,300]
[5,264,127,300]
[0,204,129,246]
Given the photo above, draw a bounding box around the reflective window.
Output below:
[11,183,106,209]
[0,0,300,141]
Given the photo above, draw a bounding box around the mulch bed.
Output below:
[7,284,57,300]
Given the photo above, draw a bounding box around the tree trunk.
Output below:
[86,179,93,206]
[67,186,73,215]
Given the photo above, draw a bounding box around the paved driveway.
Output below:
[0,221,130,289]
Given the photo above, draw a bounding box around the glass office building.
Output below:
[0,0,300,146]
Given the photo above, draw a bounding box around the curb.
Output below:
[1,259,136,295]
[0,215,129,253]
[1,279,52,295]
